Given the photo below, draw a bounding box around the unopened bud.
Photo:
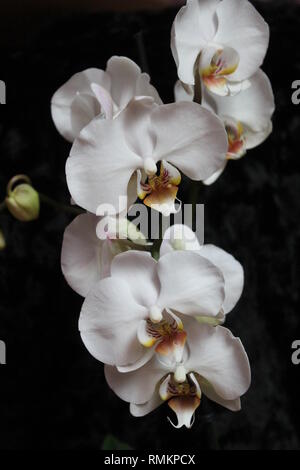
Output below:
[6,176,40,222]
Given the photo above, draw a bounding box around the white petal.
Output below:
[203,70,275,136]
[61,213,101,297]
[90,83,114,119]
[199,244,244,314]
[130,393,163,417]
[117,347,155,373]
[51,68,111,142]
[111,251,159,308]
[160,224,202,257]
[157,250,225,317]
[203,161,227,185]
[171,0,219,85]
[118,97,157,160]
[185,322,251,401]
[244,121,273,150]
[66,107,142,214]
[199,378,241,411]
[79,277,147,367]
[151,102,227,181]
[106,56,162,110]
[104,356,166,405]
[214,0,269,82]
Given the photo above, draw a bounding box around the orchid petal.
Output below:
[117,347,156,374]
[118,97,157,160]
[130,393,163,417]
[106,56,162,109]
[66,107,142,214]
[51,68,111,142]
[61,213,101,297]
[199,378,241,411]
[90,83,114,119]
[185,322,251,401]
[203,162,227,185]
[151,102,228,181]
[199,244,244,314]
[157,250,225,317]
[105,356,167,405]
[171,0,219,85]
[110,251,159,308]
[79,277,147,367]
[203,69,275,141]
[244,122,273,150]
[214,0,269,82]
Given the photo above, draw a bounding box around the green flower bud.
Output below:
[6,180,40,222]
[0,229,6,250]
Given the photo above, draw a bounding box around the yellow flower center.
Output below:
[138,162,181,213]
[226,121,246,159]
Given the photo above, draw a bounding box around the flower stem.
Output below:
[39,193,84,216]
[151,239,161,261]
[193,53,202,105]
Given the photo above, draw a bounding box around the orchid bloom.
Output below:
[175,69,275,183]
[51,56,162,142]
[105,321,251,428]
[61,213,147,297]
[79,249,226,370]
[171,0,269,96]
[160,224,244,324]
[66,97,228,215]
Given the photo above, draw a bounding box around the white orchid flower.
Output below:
[175,69,275,183]
[61,213,148,297]
[51,56,162,142]
[79,249,226,370]
[160,224,244,324]
[105,321,251,428]
[171,0,269,96]
[66,97,228,216]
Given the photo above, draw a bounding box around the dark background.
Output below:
[0,0,300,450]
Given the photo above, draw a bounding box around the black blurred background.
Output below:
[0,0,300,450]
